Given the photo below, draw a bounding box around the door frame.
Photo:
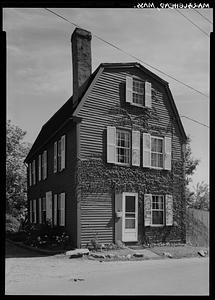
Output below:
[122,192,138,242]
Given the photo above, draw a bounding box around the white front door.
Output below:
[122,192,138,242]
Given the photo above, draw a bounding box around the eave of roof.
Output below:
[100,62,169,85]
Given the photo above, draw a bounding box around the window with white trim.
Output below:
[126,76,151,108]
[54,135,66,173]
[116,129,131,165]
[133,79,145,106]
[107,127,140,166]
[28,163,32,186]
[32,160,36,185]
[58,193,65,226]
[42,197,46,224]
[144,194,173,227]
[42,150,47,180]
[143,133,171,170]
[152,195,164,225]
[38,155,42,181]
[151,137,164,168]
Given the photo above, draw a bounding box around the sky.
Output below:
[3,7,211,190]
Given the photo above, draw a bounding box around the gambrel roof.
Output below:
[25,62,187,163]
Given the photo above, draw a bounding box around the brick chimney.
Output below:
[71,27,92,105]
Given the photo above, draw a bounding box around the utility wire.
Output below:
[175,9,210,37]
[180,115,209,128]
[44,8,209,129]
[44,8,209,99]
[193,9,213,25]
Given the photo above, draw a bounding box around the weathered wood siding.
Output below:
[27,122,78,247]
[80,192,114,247]
[77,68,183,161]
[77,67,185,245]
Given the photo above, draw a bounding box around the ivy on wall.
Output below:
[75,98,187,243]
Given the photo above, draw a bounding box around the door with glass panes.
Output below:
[122,192,138,242]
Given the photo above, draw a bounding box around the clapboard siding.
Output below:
[81,192,114,246]
[77,68,183,161]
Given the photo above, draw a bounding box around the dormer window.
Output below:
[126,76,151,108]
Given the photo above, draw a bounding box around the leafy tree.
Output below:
[183,136,200,207]
[6,120,31,218]
[184,136,200,185]
[190,181,209,210]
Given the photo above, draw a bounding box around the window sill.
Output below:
[129,102,146,109]
[114,162,130,167]
[150,224,164,227]
[150,166,166,170]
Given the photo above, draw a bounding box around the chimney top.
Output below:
[71,27,92,105]
[71,27,92,41]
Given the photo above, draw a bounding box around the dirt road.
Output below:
[5,241,209,295]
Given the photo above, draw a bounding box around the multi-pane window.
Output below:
[58,193,65,226]
[54,135,66,173]
[33,199,37,223]
[151,137,163,168]
[132,79,144,106]
[38,155,42,181]
[32,160,36,185]
[42,197,46,224]
[152,195,164,225]
[29,163,32,186]
[58,139,62,171]
[42,150,47,180]
[116,130,131,165]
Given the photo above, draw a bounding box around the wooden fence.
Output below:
[186,208,209,247]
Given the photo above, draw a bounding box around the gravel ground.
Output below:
[149,245,209,258]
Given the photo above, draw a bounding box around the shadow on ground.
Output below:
[5,241,51,258]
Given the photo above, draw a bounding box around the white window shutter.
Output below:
[61,135,66,170]
[166,194,173,226]
[32,160,36,185]
[144,194,152,226]
[145,81,152,108]
[43,150,47,179]
[143,133,151,167]
[126,76,133,103]
[107,126,116,163]
[164,137,172,170]
[29,163,32,186]
[132,130,140,166]
[54,142,57,173]
[58,139,61,171]
[38,155,41,181]
[60,193,65,226]
[46,191,52,223]
[29,200,32,222]
[54,194,58,226]
[38,198,42,224]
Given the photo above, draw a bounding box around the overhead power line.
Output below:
[193,9,213,25]
[44,9,209,130]
[175,9,210,37]
[180,115,209,128]
[44,8,209,100]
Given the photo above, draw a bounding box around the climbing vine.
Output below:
[75,94,187,244]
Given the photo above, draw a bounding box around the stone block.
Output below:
[133,253,144,258]
[163,252,173,258]
[66,248,89,256]
[198,250,206,257]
